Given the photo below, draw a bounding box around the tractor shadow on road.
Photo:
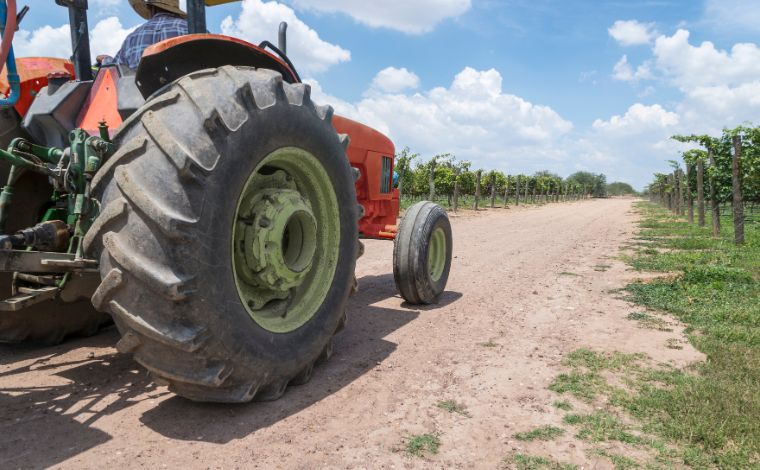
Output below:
[0,273,462,463]
[0,330,165,468]
[140,273,461,444]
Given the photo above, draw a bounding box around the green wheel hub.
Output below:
[427,227,446,282]
[233,147,340,333]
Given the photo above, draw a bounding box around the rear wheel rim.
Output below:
[232,147,340,333]
[427,227,446,283]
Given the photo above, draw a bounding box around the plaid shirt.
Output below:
[111,13,188,69]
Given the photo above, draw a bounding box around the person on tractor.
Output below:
[104,0,188,69]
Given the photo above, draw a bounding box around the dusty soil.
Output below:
[0,198,701,469]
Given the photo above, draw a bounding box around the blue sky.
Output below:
[16,0,760,189]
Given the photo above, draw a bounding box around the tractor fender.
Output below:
[135,34,299,98]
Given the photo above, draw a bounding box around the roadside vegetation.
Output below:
[395,147,610,211]
[546,202,759,468]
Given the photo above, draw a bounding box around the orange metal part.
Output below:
[333,115,399,240]
[141,33,298,82]
[0,57,74,116]
[76,67,123,137]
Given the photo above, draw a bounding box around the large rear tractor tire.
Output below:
[0,108,109,344]
[86,66,359,402]
[393,201,452,304]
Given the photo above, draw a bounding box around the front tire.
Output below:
[86,66,358,402]
[393,202,453,304]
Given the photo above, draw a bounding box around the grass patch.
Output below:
[620,202,760,466]
[405,433,440,457]
[594,450,640,470]
[626,311,674,332]
[565,348,644,371]
[510,454,578,470]
[549,371,605,401]
[553,400,573,411]
[479,340,498,348]
[593,264,612,272]
[548,371,605,401]
[436,399,470,417]
[514,425,565,442]
[559,271,580,277]
[563,411,644,445]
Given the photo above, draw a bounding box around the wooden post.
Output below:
[708,148,721,237]
[474,170,482,210]
[428,158,436,201]
[678,170,686,216]
[524,179,529,204]
[515,176,521,206]
[397,160,406,199]
[731,135,745,245]
[696,158,705,227]
[686,165,694,224]
[490,172,496,208]
[503,176,510,208]
[673,172,681,214]
[452,168,460,213]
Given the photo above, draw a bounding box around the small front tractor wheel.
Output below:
[393,201,452,304]
[87,66,358,403]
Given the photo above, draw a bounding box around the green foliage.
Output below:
[566,171,607,197]
[393,147,616,201]
[667,126,760,203]
[607,181,637,196]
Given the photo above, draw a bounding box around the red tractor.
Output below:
[0,0,452,402]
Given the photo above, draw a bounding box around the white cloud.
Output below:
[289,0,471,34]
[310,67,572,173]
[15,17,134,59]
[653,29,760,90]
[221,0,350,74]
[608,20,656,46]
[14,25,71,58]
[90,17,136,58]
[369,67,420,93]
[592,103,679,133]
[567,103,683,189]
[612,55,654,82]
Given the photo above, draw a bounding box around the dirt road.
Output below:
[0,198,700,469]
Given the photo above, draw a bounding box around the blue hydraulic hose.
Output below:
[0,0,20,108]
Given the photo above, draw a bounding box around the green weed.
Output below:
[514,425,565,442]
[405,433,440,457]
[594,450,640,470]
[510,454,578,470]
[436,400,470,417]
[553,400,572,411]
